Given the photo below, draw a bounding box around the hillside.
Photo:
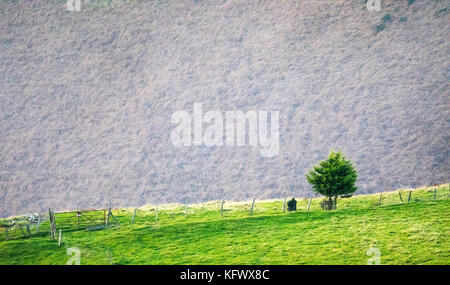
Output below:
[0,0,449,217]
[0,184,449,265]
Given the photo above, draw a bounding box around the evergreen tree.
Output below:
[306,151,357,210]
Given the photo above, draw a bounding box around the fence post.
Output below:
[58,229,62,246]
[282,198,286,213]
[36,215,41,233]
[399,192,404,203]
[307,197,312,211]
[131,208,137,224]
[249,198,255,215]
[108,208,119,225]
[434,188,436,200]
[48,208,55,240]
[378,193,383,206]
[26,223,31,238]
[407,190,412,203]
[52,216,56,239]
[19,224,26,238]
[5,228,8,241]
[106,207,110,226]
[48,208,52,239]
[220,200,224,217]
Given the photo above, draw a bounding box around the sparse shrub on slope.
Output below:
[374,14,394,34]
[374,23,386,33]
[434,7,448,18]
[382,14,392,23]
[287,198,297,212]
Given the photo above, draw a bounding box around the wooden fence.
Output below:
[1,185,449,242]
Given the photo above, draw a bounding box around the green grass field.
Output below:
[0,184,449,265]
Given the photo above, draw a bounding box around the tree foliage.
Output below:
[306,151,357,209]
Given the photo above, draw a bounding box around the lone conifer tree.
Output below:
[306,151,357,210]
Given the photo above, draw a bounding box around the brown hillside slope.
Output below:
[0,0,448,217]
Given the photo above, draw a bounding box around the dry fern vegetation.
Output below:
[0,1,448,218]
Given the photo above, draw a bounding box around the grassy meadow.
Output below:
[0,184,449,265]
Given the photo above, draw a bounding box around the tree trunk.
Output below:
[328,196,333,210]
[334,195,337,209]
